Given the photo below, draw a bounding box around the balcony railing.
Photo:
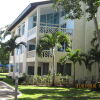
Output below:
[39,26,73,35]
[27,50,52,58]
[42,50,53,57]
[28,26,37,37]
[27,50,36,58]
[28,23,73,38]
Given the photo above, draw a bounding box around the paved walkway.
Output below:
[0,81,20,100]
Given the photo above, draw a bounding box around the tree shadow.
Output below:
[19,87,100,100]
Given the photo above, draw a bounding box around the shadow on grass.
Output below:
[19,87,100,100]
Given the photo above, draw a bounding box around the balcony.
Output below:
[26,49,67,62]
[27,23,73,40]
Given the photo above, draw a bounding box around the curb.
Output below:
[0,81,22,99]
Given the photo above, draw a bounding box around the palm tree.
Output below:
[89,35,100,81]
[60,49,82,86]
[0,31,26,100]
[37,32,71,86]
[81,52,94,81]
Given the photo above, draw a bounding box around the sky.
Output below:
[0,0,49,28]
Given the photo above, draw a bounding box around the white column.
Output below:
[34,7,40,75]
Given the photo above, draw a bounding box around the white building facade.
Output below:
[8,1,100,82]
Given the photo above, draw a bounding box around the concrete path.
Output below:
[0,81,21,100]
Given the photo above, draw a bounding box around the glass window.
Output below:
[57,63,71,76]
[28,66,34,75]
[29,45,35,51]
[61,11,66,17]
[40,15,46,23]
[22,23,25,35]
[38,67,41,75]
[33,16,37,28]
[18,27,21,36]
[47,13,54,24]
[66,20,74,29]
[61,23,66,28]
[54,12,59,24]
[43,63,49,75]
[16,63,19,72]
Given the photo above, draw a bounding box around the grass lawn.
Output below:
[18,86,100,100]
[0,73,8,78]
[1,73,100,100]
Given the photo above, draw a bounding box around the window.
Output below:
[61,23,66,28]
[66,20,74,34]
[15,63,19,72]
[38,67,41,75]
[33,16,37,27]
[47,13,54,24]
[18,27,21,36]
[28,66,34,75]
[58,42,68,52]
[19,63,23,73]
[29,45,35,51]
[40,15,46,23]
[61,11,66,17]
[20,45,23,54]
[54,12,59,24]
[57,63,71,76]
[43,63,49,75]
[22,23,25,35]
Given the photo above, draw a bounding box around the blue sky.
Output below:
[0,0,48,28]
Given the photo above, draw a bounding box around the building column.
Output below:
[34,61,38,75]
[34,7,40,75]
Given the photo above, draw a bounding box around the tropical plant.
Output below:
[37,32,71,86]
[0,31,26,100]
[53,0,100,46]
[60,49,82,86]
[89,33,100,80]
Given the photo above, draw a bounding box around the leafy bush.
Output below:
[24,74,71,86]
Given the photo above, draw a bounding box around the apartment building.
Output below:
[8,1,100,82]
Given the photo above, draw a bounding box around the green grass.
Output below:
[1,73,100,100]
[18,86,100,100]
[0,73,8,78]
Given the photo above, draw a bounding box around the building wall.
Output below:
[9,3,100,81]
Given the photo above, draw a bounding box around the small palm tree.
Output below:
[37,32,71,86]
[60,49,82,86]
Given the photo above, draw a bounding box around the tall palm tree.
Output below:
[89,35,100,81]
[0,31,26,100]
[60,49,82,86]
[37,32,71,86]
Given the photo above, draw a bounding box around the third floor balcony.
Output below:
[27,23,73,40]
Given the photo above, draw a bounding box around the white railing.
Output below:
[28,23,73,37]
[28,26,37,37]
[27,50,52,58]
[42,50,53,57]
[39,26,73,35]
[27,50,36,58]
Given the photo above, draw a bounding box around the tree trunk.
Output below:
[73,63,75,87]
[97,62,99,81]
[52,48,55,86]
[15,76,18,100]
[93,16,100,47]
[12,51,15,78]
